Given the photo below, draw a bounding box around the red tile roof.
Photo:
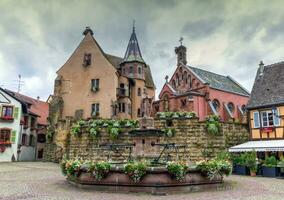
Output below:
[5,90,49,125]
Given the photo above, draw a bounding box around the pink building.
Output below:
[152,44,250,122]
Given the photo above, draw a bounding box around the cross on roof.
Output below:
[179,37,183,45]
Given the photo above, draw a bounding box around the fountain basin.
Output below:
[67,166,223,194]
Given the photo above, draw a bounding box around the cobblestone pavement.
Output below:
[0,162,284,200]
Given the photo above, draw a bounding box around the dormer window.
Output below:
[83,53,92,67]
[138,66,142,74]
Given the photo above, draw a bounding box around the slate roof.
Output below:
[122,27,145,63]
[247,62,284,109]
[187,66,250,96]
[105,54,155,89]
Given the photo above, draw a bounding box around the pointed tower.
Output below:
[175,37,187,66]
[120,24,146,80]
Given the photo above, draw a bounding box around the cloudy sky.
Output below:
[1,0,284,100]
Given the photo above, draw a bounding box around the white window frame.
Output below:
[260,109,280,127]
[91,103,100,116]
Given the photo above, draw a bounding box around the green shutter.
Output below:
[13,107,19,119]
[11,130,16,143]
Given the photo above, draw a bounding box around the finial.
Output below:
[133,20,136,32]
[179,37,184,45]
[165,75,169,83]
[83,26,94,36]
[259,60,264,67]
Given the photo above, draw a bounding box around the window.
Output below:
[83,53,92,67]
[180,99,187,108]
[138,67,142,74]
[137,108,141,117]
[0,129,11,143]
[129,66,133,74]
[261,111,274,127]
[91,79,100,92]
[260,110,280,127]
[241,105,246,113]
[137,88,141,96]
[30,117,36,129]
[1,106,13,118]
[91,103,100,117]
[118,103,125,113]
[22,133,27,145]
[172,80,176,88]
[212,99,220,111]
[29,135,34,146]
[188,75,192,88]
[227,102,234,113]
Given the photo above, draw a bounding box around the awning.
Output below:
[229,140,284,152]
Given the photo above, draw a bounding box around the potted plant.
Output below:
[245,151,257,176]
[262,156,279,177]
[232,153,249,175]
[277,158,284,177]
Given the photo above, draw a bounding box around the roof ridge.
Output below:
[264,61,284,68]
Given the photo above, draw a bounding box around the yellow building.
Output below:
[49,26,155,122]
[229,61,284,159]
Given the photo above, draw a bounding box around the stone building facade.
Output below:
[49,26,155,123]
[152,43,250,122]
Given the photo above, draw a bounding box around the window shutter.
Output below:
[11,130,16,143]
[253,112,260,128]
[273,109,280,126]
[13,107,19,119]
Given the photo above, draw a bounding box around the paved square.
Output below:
[0,162,283,200]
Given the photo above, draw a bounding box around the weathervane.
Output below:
[133,19,135,32]
[179,37,183,45]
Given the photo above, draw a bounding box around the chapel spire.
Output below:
[122,23,145,64]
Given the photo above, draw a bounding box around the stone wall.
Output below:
[44,118,249,163]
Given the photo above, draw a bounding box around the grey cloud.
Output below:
[181,18,223,39]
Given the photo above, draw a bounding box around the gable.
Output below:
[0,92,10,103]
[57,33,117,77]
[158,83,175,99]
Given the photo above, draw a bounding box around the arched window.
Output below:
[188,75,192,88]
[172,80,176,88]
[212,99,220,111]
[179,67,183,73]
[176,74,180,85]
[184,71,188,83]
[228,102,235,113]
[163,94,169,111]
[137,88,141,96]
[241,105,246,113]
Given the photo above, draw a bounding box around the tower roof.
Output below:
[122,26,145,63]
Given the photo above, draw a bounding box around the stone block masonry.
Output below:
[44,118,249,163]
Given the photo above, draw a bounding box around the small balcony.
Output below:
[116,88,129,97]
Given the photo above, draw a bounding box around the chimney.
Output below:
[259,61,265,77]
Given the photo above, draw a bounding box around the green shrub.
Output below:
[89,161,111,181]
[167,162,188,181]
[162,128,176,137]
[205,115,221,136]
[197,158,232,180]
[71,120,86,137]
[264,156,277,167]
[124,162,147,182]
[245,151,257,172]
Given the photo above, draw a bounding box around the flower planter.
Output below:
[233,165,249,175]
[262,166,280,177]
